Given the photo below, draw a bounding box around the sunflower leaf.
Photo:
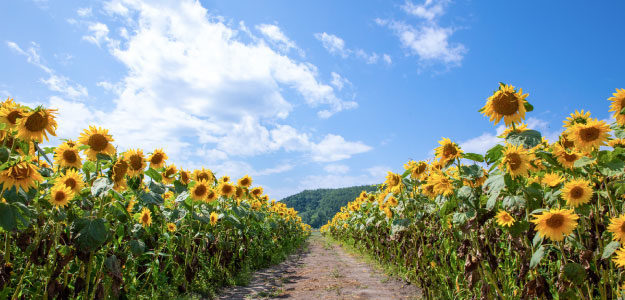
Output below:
[602,241,620,259]
[506,130,542,149]
[129,239,145,256]
[530,245,546,269]
[462,153,484,163]
[145,168,162,182]
[620,107,625,115]
[485,144,505,164]
[563,263,586,285]
[91,177,113,198]
[524,101,534,112]
[573,157,595,168]
[71,218,110,252]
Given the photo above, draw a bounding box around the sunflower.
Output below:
[53,140,82,169]
[126,198,136,213]
[387,196,398,207]
[0,103,25,129]
[190,180,210,201]
[148,149,168,169]
[500,144,531,178]
[552,144,582,169]
[531,209,578,242]
[219,176,230,183]
[124,149,146,177]
[161,164,177,184]
[234,186,246,201]
[501,123,529,137]
[163,191,174,200]
[541,173,564,187]
[429,171,454,197]
[609,139,625,149]
[209,212,219,226]
[49,183,74,208]
[237,175,252,188]
[138,207,152,228]
[608,88,625,126]
[495,210,515,227]
[206,188,218,203]
[16,107,57,143]
[614,247,625,268]
[250,186,263,198]
[193,168,214,183]
[218,182,235,198]
[434,138,463,165]
[166,223,176,232]
[608,214,625,243]
[566,119,611,152]
[407,161,428,180]
[78,126,115,161]
[0,160,43,191]
[481,83,529,126]
[421,183,437,199]
[178,169,191,185]
[112,158,128,191]
[561,178,593,207]
[384,207,393,219]
[58,169,84,194]
[563,110,592,128]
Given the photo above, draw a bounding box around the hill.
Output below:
[280,185,378,228]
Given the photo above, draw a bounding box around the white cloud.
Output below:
[355,49,379,64]
[6,41,88,99]
[311,134,372,162]
[77,7,92,17]
[330,72,350,91]
[256,24,304,56]
[324,164,349,174]
[377,0,466,66]
[314,32,348,57]
[382,54,392,65]
[82,22,119,48]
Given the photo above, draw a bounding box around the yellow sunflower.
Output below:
[0,160,43,191]
[608,214,625,243]
[219,176,230,183]
[566,119,611,152]
[531,209,578,242]
[124,149,146,177]
[495,210,515,227]
[234,186,246,201]
[166,222,177,232]
[16,107,57,143]
[541,173,564,187]
[387,196,398,207]
[552,144,582,169]
[53,140,82,169]
[608,139,625,149]
[78,126,116,161]
[112,158,128,191]
[481,83,529,126]
[237,175,252,188]
[148,149,168,169]
[49,183,74,208]
[500,123,529,137]
[614,247,625,268]
[407,161,428,181]
[206,188,218,203]
[561,178,593,207]
[58,169,84,194]
[563,110,592,128]
[218,182,235,198]
[179,169,191,185]
[126,198,136,213]
[161,164,177,184]
[608,88,625,126]
[0,103,25,129]
[429,171,454,197]
[138,207,152,228]
[421,183,437,199]
[210,212,219,226]
[190,180,210,202]
[193,168,215,183]
[434,138,463,165]
[500,144,531,178]
[384,171,402,191]
[250,186,263,198]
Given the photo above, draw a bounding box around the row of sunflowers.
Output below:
[322,85,625,299]
[0,98,310,299]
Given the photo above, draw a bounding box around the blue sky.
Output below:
[1,0,624,199]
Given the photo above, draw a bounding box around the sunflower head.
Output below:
[138,207,152,228]
[59,169,84,194]
[531,209,578,241]
[563,110,592,128]
[552,144,582,169]
[500,123,529,137]
[15,107,58,143]
[495,210,515,227]
[608,88,625,126]
[124,149,146,177]
[541,172,564,188]
[481,83,529,126]
[0,160,43,191]
[218,182,235,198]
[387,196,398,207]
[250,186,263,198]
[219,176,230,183]
[161,164,177,184]
[561,178,594,207]
[613,247,625,268]
[566,119,611,152]
[179,169,191,185]
[237,175,252,188]
[206,188,218,203]
[78,126,116,161]
[148,149,168,169]
[193,168,214,184]
[608,139,625,149]
[434,138,463,165]
[167,222,177,232]
[608,214,625,243]
[54,140,82,169]
[500,144,530,178]
[126,198,136,213]
[0,103,25,129]
[190,180,210,202]
[49,183,74,208]
[209,212,219,226]
[429,171,454,197]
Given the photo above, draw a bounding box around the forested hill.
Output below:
[280,185,378,228]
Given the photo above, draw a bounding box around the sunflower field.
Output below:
[0,98,310,299]
[322,85,625,299]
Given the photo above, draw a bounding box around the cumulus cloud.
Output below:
[311,134,372,162]
[256,24,304,56]
[314,32,391,65]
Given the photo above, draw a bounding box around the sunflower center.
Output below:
[443,144,458,158]
[546,214,564,228]
[570,186,585,199]
[88,134,109,151]
[129,155,143,171]
[506,153,522,171]
[180,172,189,183]
[240,178,250,186]
[492,93,519,116]
[562,152,578,162]
[113,160,128,182]
[54,192,66,203]
[197,173,209,182]
[150,153,163,165]
[142,214,149,223]
[579,127,600,142]
[415,164,427,174]
[621,98,625,108]
[24,112,48,132]
[62,150,78,163]
[503,215,511,222]
[7,111,22,125]
[10,164,31,180]
[221,185,233,195]
[64,178,77,189]
[165,168,175,177]
[194,185,207,197]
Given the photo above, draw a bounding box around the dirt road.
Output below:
[217,232,421,300]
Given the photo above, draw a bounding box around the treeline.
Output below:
[280,185,378,228]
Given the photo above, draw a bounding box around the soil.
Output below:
[217,232,421,300]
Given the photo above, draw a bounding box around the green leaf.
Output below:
[96,153,112,161]
[485,144,505,164]
[140,191,162,206]
[620,107,625,115]
[563,263,586,285]
[82,161,96,174]
[574,157,595,168]
[71,218,110,252]
[532,232,543,248]
[391,218,410,236]
[509,220,529,238]
[602,241,620,259]
[462,153,484,163]
[148,181,166,195]
[456,186,473,200]
[78,145,90,150]
[524,101,534,112]
[0,147,9,163]
[530,245,546,269]
[91,177,113,198]
[484,174,504,210]
[0,203,17,231]
[503,195,525,210]
[460,164,482,180]
[145,168,162,182]
[506,130,542,149]
[129,240,145,256]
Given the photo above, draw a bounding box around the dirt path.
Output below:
[217,232,421,300]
